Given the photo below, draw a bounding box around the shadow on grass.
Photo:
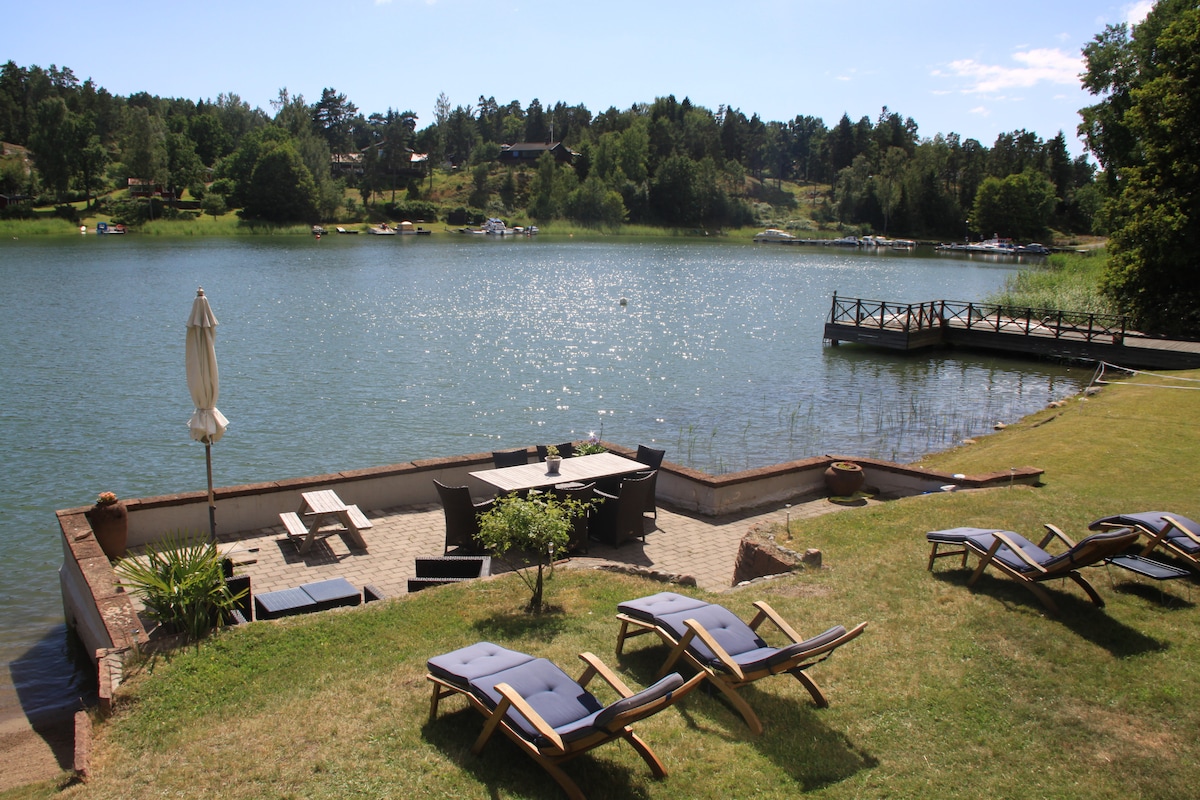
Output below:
[1111,581,1196,610]
[930,570,1168,656]
[743,685,879,790]
[472,609,570,643]
[615,641,876,790]
[423,705,654,800]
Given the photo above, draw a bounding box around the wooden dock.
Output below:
[823,295,1200,370]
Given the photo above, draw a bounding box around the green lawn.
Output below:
[20,369,1200,799]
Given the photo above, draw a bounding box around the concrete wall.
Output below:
[58,444,1043,672]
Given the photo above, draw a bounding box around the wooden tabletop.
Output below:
[301,489,348,515]
[470,452,649,493]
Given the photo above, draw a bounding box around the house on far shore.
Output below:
[499,142,577,165]
[331,147,429,179]
[0,193,31,210]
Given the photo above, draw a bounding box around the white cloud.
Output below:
[939,47,1083,94]
[1125,1,1153,26]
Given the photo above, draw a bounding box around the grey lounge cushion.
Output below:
[656,604,770,670]
[966,528,1134,574]
[1090,512,1200,554]
[926,526,1008,543]
[593,672,684,730]
[965,531,1052,573]
[426,641,535,689]
[468,658,605,745]
[618,591,710,623]
[759,626,848,671]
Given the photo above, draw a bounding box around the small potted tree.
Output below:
[476,493,589,614]
[543,444,562,474]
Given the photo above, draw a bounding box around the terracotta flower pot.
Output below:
[86,501,128,560]
[823,461,865,497]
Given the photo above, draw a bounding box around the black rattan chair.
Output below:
[492,449,529,468]
[591,472,656,547]
[635,446,666,519]
[434,480,496,554]
[552,481,596,554]
[537,442,576,460]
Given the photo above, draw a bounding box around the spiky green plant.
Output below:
[115,532,246,641]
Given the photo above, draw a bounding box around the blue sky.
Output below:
[5,0,1154,157]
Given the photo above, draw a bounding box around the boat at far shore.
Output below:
[459,218,538,236]
[935,237,1050,256]
[753,228,797,242]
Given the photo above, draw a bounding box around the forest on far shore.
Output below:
[0,61,1096,242]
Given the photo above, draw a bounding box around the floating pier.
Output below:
[823,294,1200,370]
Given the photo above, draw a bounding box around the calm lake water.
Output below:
[0,233,1087,721]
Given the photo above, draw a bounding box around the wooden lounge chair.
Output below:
[1089,511,1200,571]
[615,591,866,735]
[926,525,1140,614]
[426,641,702,800]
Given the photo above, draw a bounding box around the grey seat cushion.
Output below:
[593,672,684,730]
[1090,512,1200,554]
[759,626,848,671]
[427,641,535,689]
[927,526,1009,543]
[618,591,710,623]
[965,531,1052,573]
[655,604,769,670]
[468,658,605,746]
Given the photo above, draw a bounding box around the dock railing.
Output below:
[940,301,1127,344]
[828,295,1128,344]
[827,294,942,333]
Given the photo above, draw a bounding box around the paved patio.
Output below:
[204,495,868,610]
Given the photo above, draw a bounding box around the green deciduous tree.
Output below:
[1086,0,1200,334]
[29,97,75,200]
[243,141,318,222]
[970,169,1056,241]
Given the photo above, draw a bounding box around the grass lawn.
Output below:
[16,369,1200,799]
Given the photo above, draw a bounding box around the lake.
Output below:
[0,233,1087,721]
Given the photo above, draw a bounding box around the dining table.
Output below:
[469,452,650,494]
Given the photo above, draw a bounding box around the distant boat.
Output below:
[335,226,358,234]
[482,218,511,235]
[396,220,432,236]
[753,228,796,243]
[311,225,327,236]
[367,223,397,235]
[829,235,861,247]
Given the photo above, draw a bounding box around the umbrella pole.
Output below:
[206,441,217,543]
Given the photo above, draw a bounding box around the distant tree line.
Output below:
[0,61,1098,239]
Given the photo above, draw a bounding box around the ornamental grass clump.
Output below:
[115,532,246,642]
[476,493,590,614]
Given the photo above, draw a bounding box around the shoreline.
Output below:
[0,705,77,791]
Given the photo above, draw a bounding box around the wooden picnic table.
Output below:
[278,489,372,554]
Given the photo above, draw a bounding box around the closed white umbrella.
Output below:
[186,287,229,541]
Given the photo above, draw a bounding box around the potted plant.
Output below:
[544,444,562,474]
[86,491,128,560]
[115,532,247,641]
[476,493,590,614]
[575,432,606,456]
[823,461,865,497]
